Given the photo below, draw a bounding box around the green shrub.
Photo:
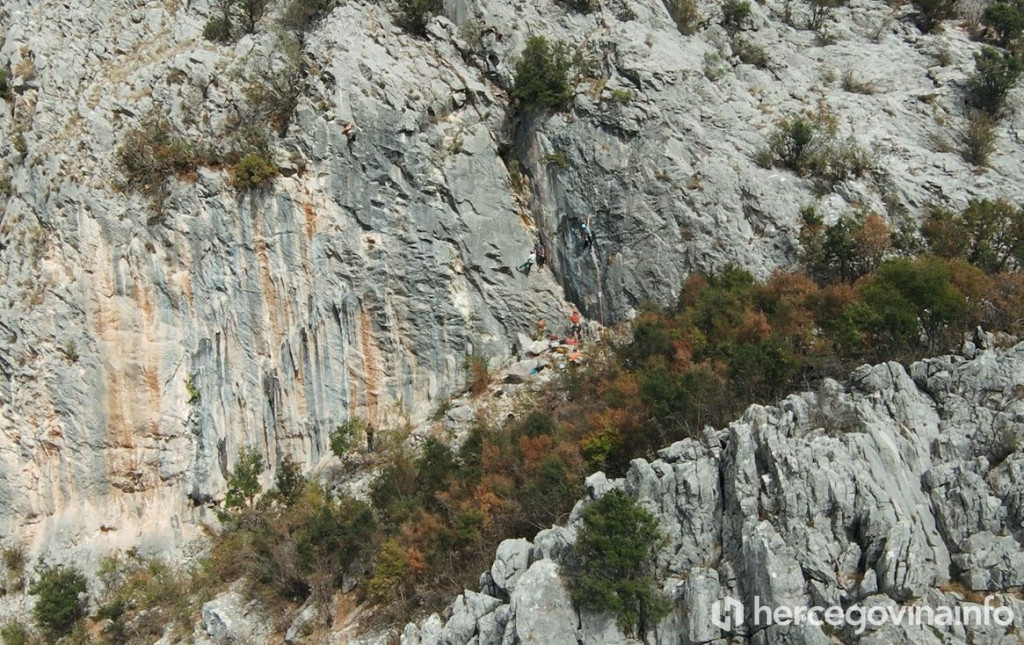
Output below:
[369,539,408,599]
[243,39,305,135]
[733,37,769,68]
[0,68,11,101]
[2,547,25,578]
[117,115,208,211]
[224,448,264,511]
[910,0,956,32]
[330,418,372,457]
[0,621,28,645]
[95,554,193,642]
[800,211,891,284]
[464,353,491,395]
[666,0,701,35]
[203,16,234,43]
[807,0,846,31]
[232,151,277,190]
[568,0,597,11]
[611,88,634,102]
[722,0,752,31]
[757,111,872,189]
[279,0,338,34]
[369,449,419,529]
[30,565,87,637]
[512,36,574,111]
[982,0,1024,47]
[237,0,270,33]
[273,456,305,506]
[415,438,457,505]
[567,489,668,636]
[960,110,998,166]
[858,257,970,354]
[809,137,874,187]
[922,199,1024,272]
[967,47,1023,117]
[397,0,443,36]
[761,116,824,172]
[543,150,570,168]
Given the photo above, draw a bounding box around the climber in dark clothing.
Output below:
[534,241,547,268]
[581,222,596,249]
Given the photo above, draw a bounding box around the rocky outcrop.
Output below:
[406,342,1024,644]
[3,0,1024,577]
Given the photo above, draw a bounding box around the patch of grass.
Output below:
[733,37,770,68]
[185,373,200,404]
[543,150,570,169]
[610,88,634,103]
[841,69,876,94]
[0,621,29,645]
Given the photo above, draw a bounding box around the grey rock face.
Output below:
[3,0,1024,603]
[410,345,1024,645]
[198,590,271,645]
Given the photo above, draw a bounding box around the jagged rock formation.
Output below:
[2,0,1024,580]
[404,340,1024,644]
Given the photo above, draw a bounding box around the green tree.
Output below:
[910,0,956,32]
[567,489,668,636]
[224,447,264,510]
[967,47,1023,117]
[512,36,574,111]
[722,0,752,31]
[273,456,305,506]
[922,199,1024,273]
[30,565,87,636]
[857,257,968,354]
[416,437,457,505]
[279,0,339,35]
[800,212,891,284]
[397,0,443,36]
[982,0,1024,47]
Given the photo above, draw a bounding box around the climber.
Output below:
[342,122,356,150]
[569,307,582,341]
[518,250,537,274]
[534,319,547,341]
[581,221,596,249]
[534,241,547,268]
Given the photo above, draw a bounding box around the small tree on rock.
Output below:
[512,36,574,112]
[30,565,87,637]
[224,447,264,510]
[567,489,668,637]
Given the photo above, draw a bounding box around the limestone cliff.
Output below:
[0,0,1023,585]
